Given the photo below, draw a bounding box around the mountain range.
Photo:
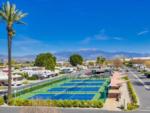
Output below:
[0,50,150,62]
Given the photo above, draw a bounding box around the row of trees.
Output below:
[34,53,84,68]
[69,55,106,66]
[34,53,131,69]
[34,53,108,69]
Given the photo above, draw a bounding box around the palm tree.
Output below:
[0,1,27,103]
[96,56,106,66]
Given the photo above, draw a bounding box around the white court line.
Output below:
[129,71,150,90]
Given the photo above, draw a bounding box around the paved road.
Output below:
[1,106,150,113]
[128,69,150,112]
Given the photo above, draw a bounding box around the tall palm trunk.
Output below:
[0,1,27,103]
[7,25,12,103]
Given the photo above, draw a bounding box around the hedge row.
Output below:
[9,99,103,108]
[13,77,66,97]
[124,76,139,110]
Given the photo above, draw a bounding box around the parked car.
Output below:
[60,67,75,73]
[144,71,150,78]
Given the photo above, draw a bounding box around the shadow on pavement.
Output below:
[139,76,146,79]
[132,81,143,86]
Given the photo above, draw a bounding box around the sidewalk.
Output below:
[103,71,131,111]
[119,83,131,109]
[103,98,121,111]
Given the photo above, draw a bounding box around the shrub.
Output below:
[14,66,20,69]
[9,98,31,106]
[91,100,103,108]
[63,100,73,107]
[21,73,29,79]
[82,101,91,108]
[9,99,103,108]
[127,103,139,110]
[21,73,39,80]
[22,80,29,85]
[140,70,146,73]
[27,74,39,80]
[72,100,81,107]
[0,97,4,105]
[124,76,139,110]
[79,101,86,108]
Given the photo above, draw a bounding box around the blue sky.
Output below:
[0,0,150,56]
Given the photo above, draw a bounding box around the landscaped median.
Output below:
[124,76,139,110]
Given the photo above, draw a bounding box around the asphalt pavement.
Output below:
[128,69,150,112]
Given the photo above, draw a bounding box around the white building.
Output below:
[0,71,23,86]
[21,66,57,78]
[125,57,150,61]
[0,71,8,85]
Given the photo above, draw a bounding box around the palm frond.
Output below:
[0,10,8,20]
[0,1,27,24]
[10,4,16,21]
[13,9,27,21]
[15,20,27,25]
[5,1,11,17]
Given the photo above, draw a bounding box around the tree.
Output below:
[131,59,144,64]
[124,61,133,67]
[144,60,150,68]
[69,54,83,66]
[96,56,106,65]
[6,59,16,65]
[34,53,56,71]
[88,62,95,66]
[113,58,123,68]
[0,1,27,102]
[0,59,3,66]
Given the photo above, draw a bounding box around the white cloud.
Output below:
[81,37,91,44]
[11,35,55,55]
[113,37,123,40]
[94,29,109,40]
[80,29,109,44]
[137,30,149,36]
[80,29,123,44]
[14,36,42,46]
[94,34,109,40]
[79,48,97,51]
